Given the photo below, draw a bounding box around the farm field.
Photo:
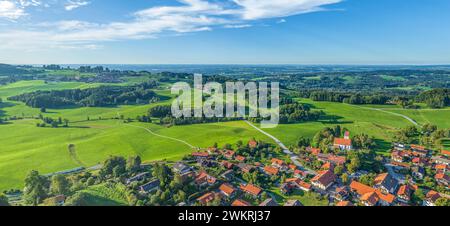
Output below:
[1,80,449,192]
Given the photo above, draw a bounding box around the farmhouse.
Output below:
[219,183,237,198]
[435,173,450,186]
[231,199,251,207]
[240,184,262,197]
[195,172,217,186]
[197,192,218,205]
[264,166,279,176]
[350,181,396,206]
[139,179,160,194]
[173,162,192,174]
[397,184,414,203]
[126,172,150,185]
[248,140,258,148]
[223,150,236,159]
[432,156,450,166]
[336,201,354,206]
[424,190,441,206]
[311,170,336,190]
[373,173,399,194]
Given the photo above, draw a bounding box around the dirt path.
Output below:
[347,104,419,126]
[123,123,197,149]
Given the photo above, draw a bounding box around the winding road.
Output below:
[244,120,317,175]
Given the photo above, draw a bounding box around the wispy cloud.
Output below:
[0,0,342,50]
[64,0,89,11]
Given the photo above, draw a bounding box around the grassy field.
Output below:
[270,188,328,206]
[1,80,449,192]
[74,183,129,206]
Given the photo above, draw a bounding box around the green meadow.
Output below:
[1,80,448,191]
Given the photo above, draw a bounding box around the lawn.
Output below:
[270,188,328,206]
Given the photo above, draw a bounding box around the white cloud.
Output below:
[0,0,26,19]
[64,0,89,11]
[233,0,342,20]
[0,0,342,50]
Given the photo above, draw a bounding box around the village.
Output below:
[111,130,450,207]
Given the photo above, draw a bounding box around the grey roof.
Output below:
[259,198,278,206]
[378,173,398,193]
[173,162,191,173]
[284,200,303,206]
[139,179,160,192]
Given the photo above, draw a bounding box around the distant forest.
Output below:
[9,81,159,108]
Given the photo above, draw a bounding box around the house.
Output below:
[173,162,192,174]
[223,150,236,159]
[264,166,279,176]
[288,164,297,171]
[221,160,234,170]
[219,183,237,198]
[350,181,396,206]
[412,157,427,166]
[232,199,251,207]
[284,200,303,206]
[221,170,234,181]
[139,179,160,193]
[44,195,66,206]
[321,162,334,171]
[240,184,262,197]
[197,192,218,205]
[435,173,450,186]
[126,172,150,185]
[285,178,312,192]
[333,131,352,150]
[374,173,399,194]
[424,190,441,206]
[435,164,448,173]
[334,186,349,201]
[294,169,307,179]
[248,140,258,148]
[360,191,379,206]
[192,152,210,159]
[259,198,278,206]
[412,166,425,180]
[271,158,286,169]
[198,159,216,168]
[391,151,405,163]
[280,183,295,195]
[195,172,217,186]
[397,184,414,203]
[432,156,450,166]
[307,147,321,156]
[442,150,450,157]
[235,155,246,162]
[336,201,354,206]
[317,154,346,166]
[237,163,255,173]
[311,170,336,191]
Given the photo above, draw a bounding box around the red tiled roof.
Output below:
[442,150,450,156]
[271,158,285,166]
[289,164,297,170]
[264,166,279,175]
[350,181,395,204]
[311,170,336,187]
[336,201,354,206]
[350,181,374,195]
[435,173,450,181]
[231,199,251,207]
[197,192,216,204]
[248,140,258,148]
[219,183,236,196]
[221,161,234,169]
[235,155,246,162]
[334,138,352,146]
[435,164,448,170]
[240,184,262,196]
[195,172,217,184]
[192,152,209,157]
[374,173,388,184]
[426,190,441,202]
[361,191,379,206]
[411,144,426,150]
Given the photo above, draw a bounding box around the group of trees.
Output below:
[416,89,450,108]
[9,81,159,108]
[307,91,391,105]
[278,103,323,124]
[395,124,450,148]
[36,115,69,128]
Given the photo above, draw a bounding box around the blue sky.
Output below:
[0,0,449,64]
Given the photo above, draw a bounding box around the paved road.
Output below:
[347,104,419,126]
[244,120,317,175]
